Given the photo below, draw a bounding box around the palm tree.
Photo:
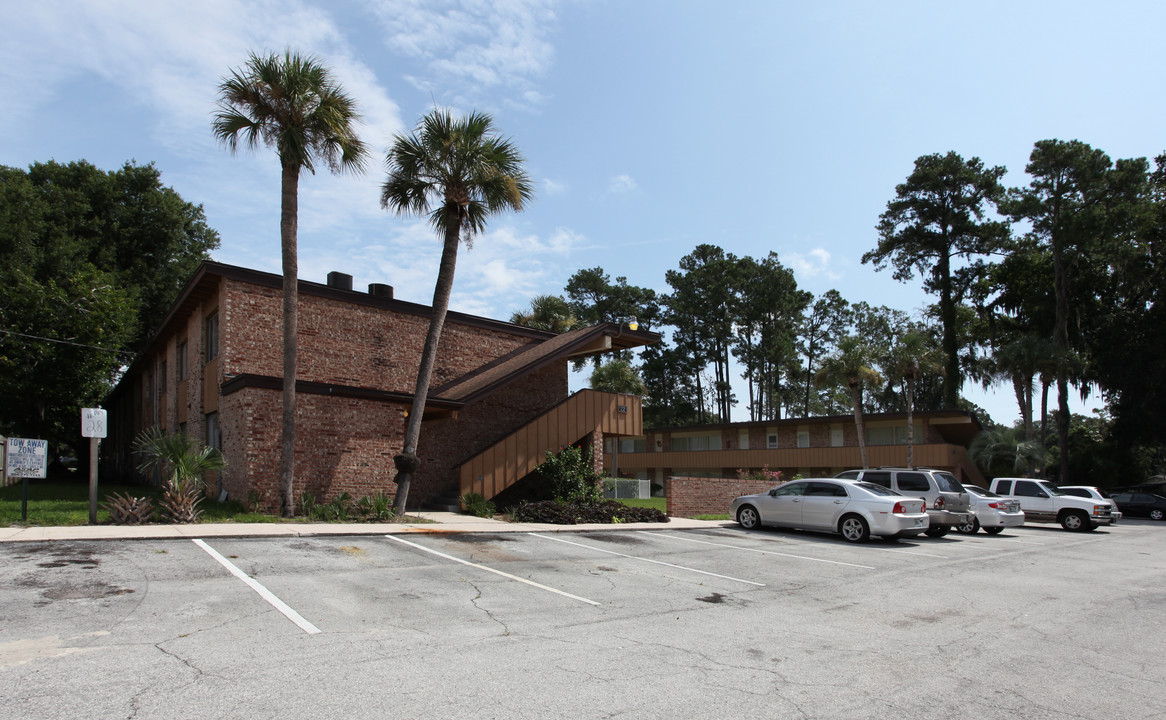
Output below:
[382,109,533,514]
[134,428,227,523]
[815,336,882,469]
[885,329,945,469]
[213,50,368,517]
[969,425,1046,478]
[590,358,648,395]
[510,294,581,333]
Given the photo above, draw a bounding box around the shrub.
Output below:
[357,492,393,522]
[736,466,784,484]
[460,491,496,518]
[102,492,154,524]
[133,428,225,524]
[535,444,603,504]
[511,499,667,525]
[300,492,319,519]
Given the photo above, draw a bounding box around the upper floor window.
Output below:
[158,360,167,398]
[797,430,810,448]
[766,433,778,449]
[205,312,219,363]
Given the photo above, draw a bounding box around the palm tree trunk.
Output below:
[1057,376,1071,483]
[851,383,869,469]
[279,161,299,518]
[392,219,461,515]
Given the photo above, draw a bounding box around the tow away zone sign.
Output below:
[6,438,48,479]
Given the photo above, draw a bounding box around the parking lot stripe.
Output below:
[383,534,601,606]
[192,539,322,635]
[644,532,877,570]
[531,533,767,586]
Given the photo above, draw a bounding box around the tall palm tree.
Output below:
[382,109,532,514]
[213,50,368,517]
[885,329,945,469]
[815,336,882,469]
[510,294,581,333]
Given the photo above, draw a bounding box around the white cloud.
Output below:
[608,174,638,193]
[365,0,560,109]
[788,248,841,281]
[543,178,566,195]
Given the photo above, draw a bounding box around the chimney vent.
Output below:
[327,271,353,291]
[368,283,394,299]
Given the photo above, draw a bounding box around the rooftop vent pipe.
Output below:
[326,271,353,291]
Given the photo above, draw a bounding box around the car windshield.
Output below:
[854,482,900,497]
[1038,481,1066,496]
[933,471,964,493]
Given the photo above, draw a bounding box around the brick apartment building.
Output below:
[104,261,657,511]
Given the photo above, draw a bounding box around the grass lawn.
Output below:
[0,479,422,526]
[614,497,666,512]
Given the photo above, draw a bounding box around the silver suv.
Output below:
[835,467,972,538]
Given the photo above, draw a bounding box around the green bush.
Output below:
[460,491,496,518]
[357,492,393,521]
[535,444,603,504]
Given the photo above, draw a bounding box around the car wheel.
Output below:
[737,505,761,530]
[839,515,870,543]
[1060,510,1090,532]
[984,526,1004,535]
[1151,509,1165,521]
[924,525,951,538]
[955,517,979,534]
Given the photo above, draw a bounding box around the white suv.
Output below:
[988,478,1116,531]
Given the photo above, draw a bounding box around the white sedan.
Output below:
[957,485,1025,534]
[730,478,929,543]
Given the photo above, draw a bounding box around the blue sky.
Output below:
[3,0,1162,424]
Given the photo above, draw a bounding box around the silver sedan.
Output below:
[730,478,929,543]
[957,484,1025,534]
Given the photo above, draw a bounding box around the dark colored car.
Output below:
[1110,492,1166,521]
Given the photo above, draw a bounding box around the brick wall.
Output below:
[666,476,779,518]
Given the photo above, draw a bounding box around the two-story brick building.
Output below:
[104,261,657,511]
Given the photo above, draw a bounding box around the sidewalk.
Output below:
[0,512,730,543]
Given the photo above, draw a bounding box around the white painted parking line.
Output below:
[642,532,877,570]
[192,539,321,635]
[876,548,950,559]
[532,533,766,586]
[383,534,601,606]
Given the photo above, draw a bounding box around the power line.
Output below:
[0,328,137,358]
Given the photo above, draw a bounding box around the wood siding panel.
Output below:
[458,390,644,498]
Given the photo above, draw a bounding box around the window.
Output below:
[863,472,892,489]
[806,482,847,497]
[177,340,188,380]
[995,480,1012,494]
[830,427,844,447]
[897,472,930,492]
[866,426,895,446]
[671,433,718,451]
[772,482,807,497]
[205,312,219,362]
[766,433,778,449]
[1013,481,1046,498]
[618,437,647,453]
[206,412,221,451]
[797,430,810,448]
[159,360,167,396]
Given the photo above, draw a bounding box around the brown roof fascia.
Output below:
[647,410,983,436]
[432,322,661,406]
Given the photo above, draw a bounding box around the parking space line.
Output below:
[531,533,766,586]
[192,539,321,635]
[875,548,950,558]
[642,532,877,569]
[383,534,601,606]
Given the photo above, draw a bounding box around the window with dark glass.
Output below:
[897,472,930,492]
[205,312,219,362]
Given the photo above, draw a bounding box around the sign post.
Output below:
[5,437,48,521]
[82,408,108,524]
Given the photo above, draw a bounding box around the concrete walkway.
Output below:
[0,512,730,543]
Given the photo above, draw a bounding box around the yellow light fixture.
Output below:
[628,318,639,331]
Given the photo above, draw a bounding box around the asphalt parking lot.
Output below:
[3,520,1165,719]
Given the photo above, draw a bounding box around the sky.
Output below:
[3,0,1162,426]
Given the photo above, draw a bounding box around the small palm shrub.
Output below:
[460,491,496,518]
[511,499,667,525]
[133,428,226,524]
[102,493,155,524]
[357,492,393,521]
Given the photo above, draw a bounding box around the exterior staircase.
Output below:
[457,389,642,500]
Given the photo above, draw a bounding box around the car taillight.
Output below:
[893,502,905,514]
[988,502,1001,509]
[933,496,945,509]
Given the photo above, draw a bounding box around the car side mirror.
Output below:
[768,489,779,497]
